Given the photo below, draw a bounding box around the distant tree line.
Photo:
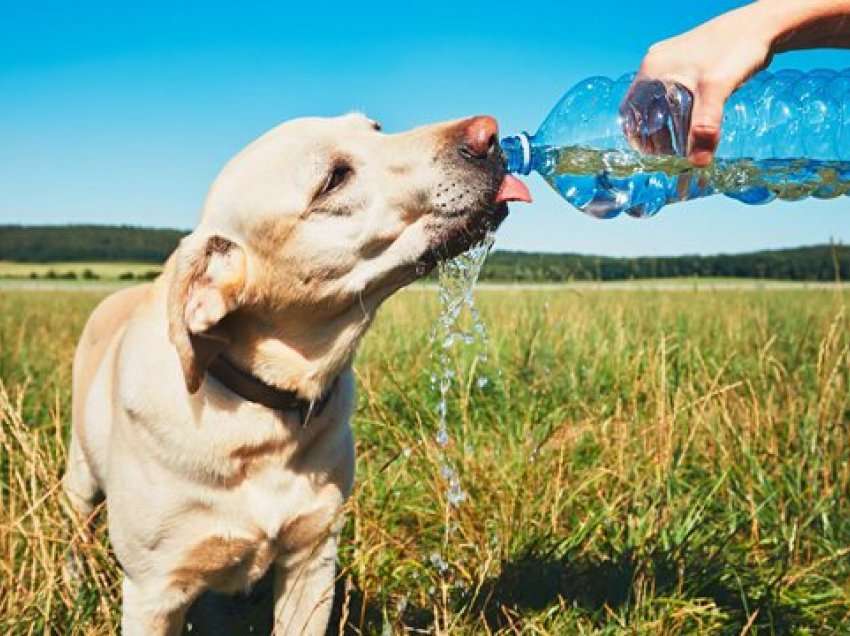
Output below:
[0,225,846,282]
[25,269,160,281]
[481,244,849,282]
[0,225,187,263]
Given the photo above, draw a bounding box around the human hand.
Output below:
[625,3,775,166]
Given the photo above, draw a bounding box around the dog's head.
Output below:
[167,114,530,394]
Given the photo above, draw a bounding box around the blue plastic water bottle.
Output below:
[501,69,850,219]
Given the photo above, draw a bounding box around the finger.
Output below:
[688,87,727,167]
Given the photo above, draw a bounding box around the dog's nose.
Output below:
[459,116,499,160]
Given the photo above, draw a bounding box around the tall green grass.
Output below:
[1,287,848,634]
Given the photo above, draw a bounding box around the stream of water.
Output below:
[427,231,495,617]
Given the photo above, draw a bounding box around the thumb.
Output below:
[688,86,728,167]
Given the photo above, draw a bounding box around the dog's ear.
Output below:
[167,232,247,393]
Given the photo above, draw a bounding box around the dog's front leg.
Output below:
[121,576,189,636]
[272,534,338,635]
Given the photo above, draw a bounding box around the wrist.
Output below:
[755,0,850,53]
[748,1,795,56]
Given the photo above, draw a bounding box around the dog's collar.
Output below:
[208,355,337,427]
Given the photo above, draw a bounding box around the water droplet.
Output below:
[447,480,466,507]
[396,595,408,615]
[429,552,449,574]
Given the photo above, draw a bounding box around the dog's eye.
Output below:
[322,164,353,195]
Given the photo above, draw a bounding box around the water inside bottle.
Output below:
[539,144,850,218]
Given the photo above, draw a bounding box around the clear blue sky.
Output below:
[1,0,848,256]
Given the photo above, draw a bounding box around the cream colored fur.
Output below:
[63,113,507,635]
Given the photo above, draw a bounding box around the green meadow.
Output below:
[1,286,848,634]
[0,261,161,281]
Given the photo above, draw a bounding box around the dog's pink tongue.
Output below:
[495,175,532,203]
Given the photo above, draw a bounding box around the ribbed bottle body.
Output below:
[502,69,850,218]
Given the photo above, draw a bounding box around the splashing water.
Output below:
[432,232,494,456]
[427,231,495,614]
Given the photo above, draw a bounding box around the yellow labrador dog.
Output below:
[63,113,530,635]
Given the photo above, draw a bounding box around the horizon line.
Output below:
[0,223,845,261]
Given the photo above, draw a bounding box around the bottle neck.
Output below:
[500,132,533,175]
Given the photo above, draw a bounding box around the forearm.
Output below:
[755,0,850,53]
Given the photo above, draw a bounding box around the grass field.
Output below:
[1,286,849,634]
[0,261,161,280]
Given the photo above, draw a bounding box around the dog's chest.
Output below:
[176,469,343,595]
[164,390,354,594]
[229,429,348,539]
[239,468,331,543]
